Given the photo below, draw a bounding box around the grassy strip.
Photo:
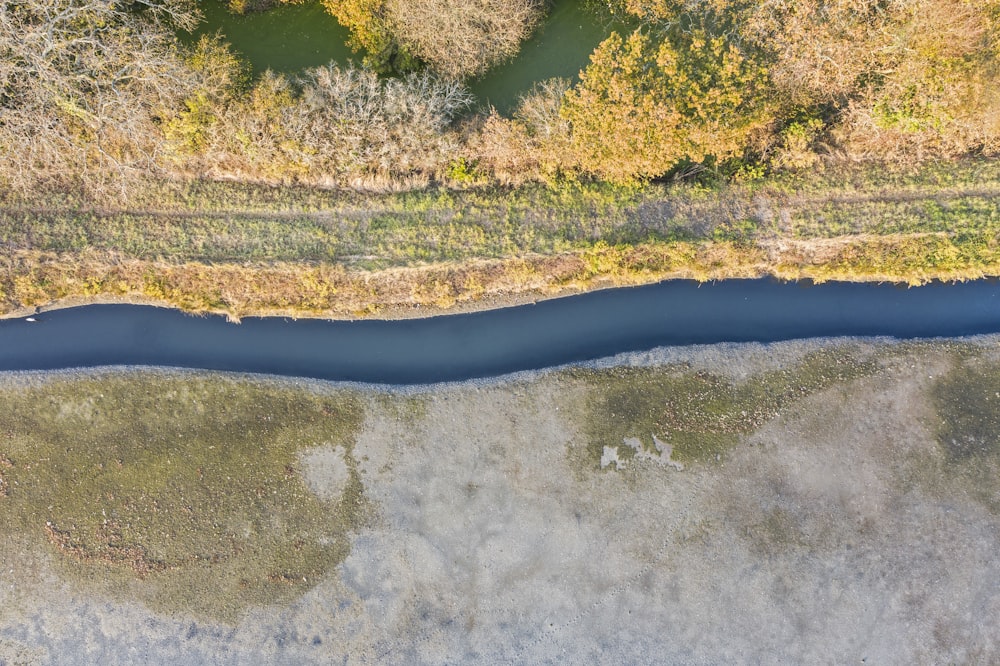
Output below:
[5,187,998,266]
[0,180,645,268]
[2,245,736,318]
[5,159,1000,263]
[4,230,1000,319]
[3,158,1000,317]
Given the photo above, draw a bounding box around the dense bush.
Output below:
[471,78,573,185]
[830,0,1000,161]
[171,63,473,188]
[561,25,774,182]
[578,0,1000,178]
[319,0,404,72]
[1,0,474,195]
[385,0,544,79]
[5,0,1000,198]
[319,0,544,77]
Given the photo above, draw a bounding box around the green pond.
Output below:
[192,0,619,111]
[193,0,355,74]
[468,1,620,113]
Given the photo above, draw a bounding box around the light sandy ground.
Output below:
[1,338,998,664]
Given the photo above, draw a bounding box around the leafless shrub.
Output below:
[385,0,545,79]
[827,0,1000,161]
[295,64,474,176]
[189,64,473,188]
[741,0,899,105]
[514,77,571,142]
[471,77,574,184]
[0,0,204,198]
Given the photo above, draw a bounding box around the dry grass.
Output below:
[5,159,1000,319]
[3,231,997,320]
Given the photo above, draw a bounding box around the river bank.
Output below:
[1,336,998,662]
[4,159,1000,321]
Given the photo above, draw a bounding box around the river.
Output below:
[2,279,998,384]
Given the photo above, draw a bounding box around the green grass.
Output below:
[0,181,639,268]
[928,358,1000,515]
[5,158,1000,268]
[0,373,366,622]
[568,348,879,470]
[5,157,1000,318]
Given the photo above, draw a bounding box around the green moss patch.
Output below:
[571,348,877,469]
[932,362,1000,461]
[0,373,365,622]
[929,359,1000,514]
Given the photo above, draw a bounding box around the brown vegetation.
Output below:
[5,157,1000,319]
[574,0,1000,180]
[0,0,204,196]
[45,520,169,578]
[169,63,472,188]
[470,78,573,185]
[5,0,1000,315]
[320,0,544,77]
[560,27,774,182]
[6,0,1000,196]
[738,0,1000,162]
[385,0,544,79]
[320,0,400,71]
[831,0,1000,161]
[5,227,1000,320]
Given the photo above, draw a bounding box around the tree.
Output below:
[385,0,545,79]
[471,77,573,184]
[320,0,404,73]
[320,0,544,78]
[832,0,1000,160]
[174,63,473,187]
[561,27,773,182]
[0,0,204,196]
[595,0,1000,168]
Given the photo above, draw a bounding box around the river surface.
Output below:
[2,279,999,384]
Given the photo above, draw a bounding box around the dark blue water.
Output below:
[1,279,998,384]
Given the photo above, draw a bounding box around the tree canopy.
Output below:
[561,23,773,182]
[0,0,205,192]
[559,0,1000,181]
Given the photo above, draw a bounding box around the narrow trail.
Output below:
[3,182,998,228]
